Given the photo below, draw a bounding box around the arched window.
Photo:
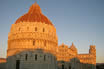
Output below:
[35,27,37,31]
[35,54,37,60]
[33,40,35,46]
[43,28,45,32]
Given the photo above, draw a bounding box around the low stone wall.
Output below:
[0,63,6,69]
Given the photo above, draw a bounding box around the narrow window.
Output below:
[25,54,28,60]
[35,54,37,60]
[44,55,46,61]
[16,60,20,69]
[27,27,29,30]
[48,56,50,58]
[43,28,45,32]
[19,28,21,31]
[33,40,35,46]
[44,41,46,46]
[35,27,37,31]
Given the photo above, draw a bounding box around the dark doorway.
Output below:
[69,66,71,69]
[16,60,20,69]
[62,64,64,69]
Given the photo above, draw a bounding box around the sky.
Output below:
[0,0,104,63]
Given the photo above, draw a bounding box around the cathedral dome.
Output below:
[15,2,53,26]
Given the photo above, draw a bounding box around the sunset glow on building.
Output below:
[0,2,97,69]
[7,3,96,64]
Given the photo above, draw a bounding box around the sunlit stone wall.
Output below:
[7,22,58,57]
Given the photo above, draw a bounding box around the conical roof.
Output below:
[15,2,53,26]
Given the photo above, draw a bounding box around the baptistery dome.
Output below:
[15,2,53,26]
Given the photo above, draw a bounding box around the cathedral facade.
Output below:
[0,2,96,69]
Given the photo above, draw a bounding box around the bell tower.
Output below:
[89,45,96,64]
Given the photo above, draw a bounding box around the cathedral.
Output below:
[0,2,96,69]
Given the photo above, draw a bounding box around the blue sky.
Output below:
[0,0,104,63]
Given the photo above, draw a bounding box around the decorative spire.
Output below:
[62,43,64,45]
[34,0,37,4]
[70,42,77,51]
[72,42,74,46]
[34,0,38,5]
